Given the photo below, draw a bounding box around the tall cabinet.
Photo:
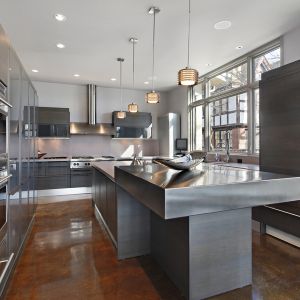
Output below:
[0,25,37,296]
[253,60,300,238]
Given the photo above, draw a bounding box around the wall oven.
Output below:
[0,81,11,241]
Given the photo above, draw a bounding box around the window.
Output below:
[189,40,281,154]
[254,48,281,81]
[209,93,248,152]
[208,63,247,97]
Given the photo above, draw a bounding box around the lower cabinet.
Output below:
[93,169,117,241]
[70,170,92,188]
[35,162,70,190]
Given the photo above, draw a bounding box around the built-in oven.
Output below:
[0,81,11,242]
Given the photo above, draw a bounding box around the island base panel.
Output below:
[151,208,252,300]
[117,186,151,259]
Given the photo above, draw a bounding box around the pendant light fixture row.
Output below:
[116,58,126,119]
[128,37,139,113]
[178,0,199,86]
[145,6,160,104]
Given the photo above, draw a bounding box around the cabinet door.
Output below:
[0,26,9,86]
[71,170,92,188]
[28,85,35,218]
[106,179,117,240]
[20,71,30,239]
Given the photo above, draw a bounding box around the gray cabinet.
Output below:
[0,26,9,86]
[35,162,70,190]
[92,169,117,240]
[70,169,92,188]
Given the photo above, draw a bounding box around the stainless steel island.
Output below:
[92,162,300,300]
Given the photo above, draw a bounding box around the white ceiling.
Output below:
[1,0,300,91]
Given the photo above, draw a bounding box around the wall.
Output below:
[283,24,300,64]
[33,81,167,157]
[37,136,159,158]
[165,86,188,138]
[33,81,167,138]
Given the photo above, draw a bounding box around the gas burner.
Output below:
[45,156,68,159]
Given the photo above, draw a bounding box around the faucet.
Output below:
[131,154,143,166]
[224,130,231,163]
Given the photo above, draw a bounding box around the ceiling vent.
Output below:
[88,84,97,125]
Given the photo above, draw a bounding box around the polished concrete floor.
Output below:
[4,199,300,300]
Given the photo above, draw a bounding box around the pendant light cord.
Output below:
[132,41,135,90]
[187,0,191,68]
[152,10,156,92]
[120,60,123,110]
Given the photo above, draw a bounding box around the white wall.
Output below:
[283,24,300,64]
[165,86,188,138]
[33,81,167,139]
[33,80,168,157]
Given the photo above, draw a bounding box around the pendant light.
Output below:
[116,58,126,119]
[145,7,160,104]
[128,37,138,113]
[177,0,198,86]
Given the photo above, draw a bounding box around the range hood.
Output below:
[88,84,96,125]
[70,84,114,135]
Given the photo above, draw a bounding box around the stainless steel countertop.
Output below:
[114,162,300,219]
[92,161,133,181]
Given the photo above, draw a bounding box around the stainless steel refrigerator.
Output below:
[158,113,181,157]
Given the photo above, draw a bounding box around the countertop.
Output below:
[113,162,300,219]
[16,156,167,163]
[92,161,133,181]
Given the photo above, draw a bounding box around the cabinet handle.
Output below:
[0,96,12,108]
[0,253,14,284]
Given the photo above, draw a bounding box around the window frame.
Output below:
[188,38,282,155]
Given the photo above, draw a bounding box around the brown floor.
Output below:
[4,199,300,300]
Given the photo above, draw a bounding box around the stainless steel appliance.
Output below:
[70,156,94,188]
[0,81,11,241]
[158,113,181,157]
[70,156,94,169]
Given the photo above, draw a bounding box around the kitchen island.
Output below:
[92,161,300,300]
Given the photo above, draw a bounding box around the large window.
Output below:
[189,41,281,154]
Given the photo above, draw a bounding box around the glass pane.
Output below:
[254,47,281,81]
[228,112,236,124]
[255,89,260,153]
[193,83,204,102]
[208,63,247,96]
[228,96,236,111]
[195,106,204,150]
[221,114,227,125]
[209,93,248,153]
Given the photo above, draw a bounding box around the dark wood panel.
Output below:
[259,60,300,233]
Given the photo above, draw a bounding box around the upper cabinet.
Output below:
[0,26,9,86]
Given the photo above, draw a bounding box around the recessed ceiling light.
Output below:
[54,14,66,22]
[110,78,117,81]
[205,63,212,67]
[236,45,244,50]
[73,74,80,77]
[144,81,149,85]
[56,43,65,49]
[214,20,232,30]
[32,69,39,73]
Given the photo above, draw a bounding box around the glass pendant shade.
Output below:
[178,67,199,86]
[128,102,138,113]
[116,111,126,119]
[145,91,160,104]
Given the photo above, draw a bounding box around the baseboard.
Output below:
[266,226,300,248]
[38,193,92,204]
